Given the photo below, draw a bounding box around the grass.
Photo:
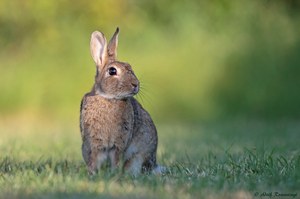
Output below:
[0,119,299,199]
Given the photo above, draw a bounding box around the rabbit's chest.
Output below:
[81,95,133,149]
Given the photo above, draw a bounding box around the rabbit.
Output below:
[80,27,161,176]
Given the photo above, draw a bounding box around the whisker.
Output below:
[136,82,155,110]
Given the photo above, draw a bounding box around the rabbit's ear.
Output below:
[107,27,119,61]
[90,31,107,67]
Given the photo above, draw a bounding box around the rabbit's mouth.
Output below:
[119,85,139,98]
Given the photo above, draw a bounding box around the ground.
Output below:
[0,119,299,199]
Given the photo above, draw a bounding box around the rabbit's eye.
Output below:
[108,67,117,76]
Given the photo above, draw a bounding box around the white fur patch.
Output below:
[128,156,143,177]
[95,89,116,99]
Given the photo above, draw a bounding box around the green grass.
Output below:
[0,120,299,199]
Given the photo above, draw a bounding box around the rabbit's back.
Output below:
[123,98,158,172]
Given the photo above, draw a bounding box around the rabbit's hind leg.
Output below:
[123,153,143,177]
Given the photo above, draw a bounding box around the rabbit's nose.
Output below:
[132,83,139,94]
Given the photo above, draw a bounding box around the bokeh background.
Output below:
[1,2,300,197]
[1,0,300,125]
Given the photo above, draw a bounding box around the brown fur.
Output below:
[80,28,158,175]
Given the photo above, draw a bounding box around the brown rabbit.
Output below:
[80,28,160,176]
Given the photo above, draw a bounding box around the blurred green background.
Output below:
[1,0,300,124]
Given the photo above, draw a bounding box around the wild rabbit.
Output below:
[80,28,160,176]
